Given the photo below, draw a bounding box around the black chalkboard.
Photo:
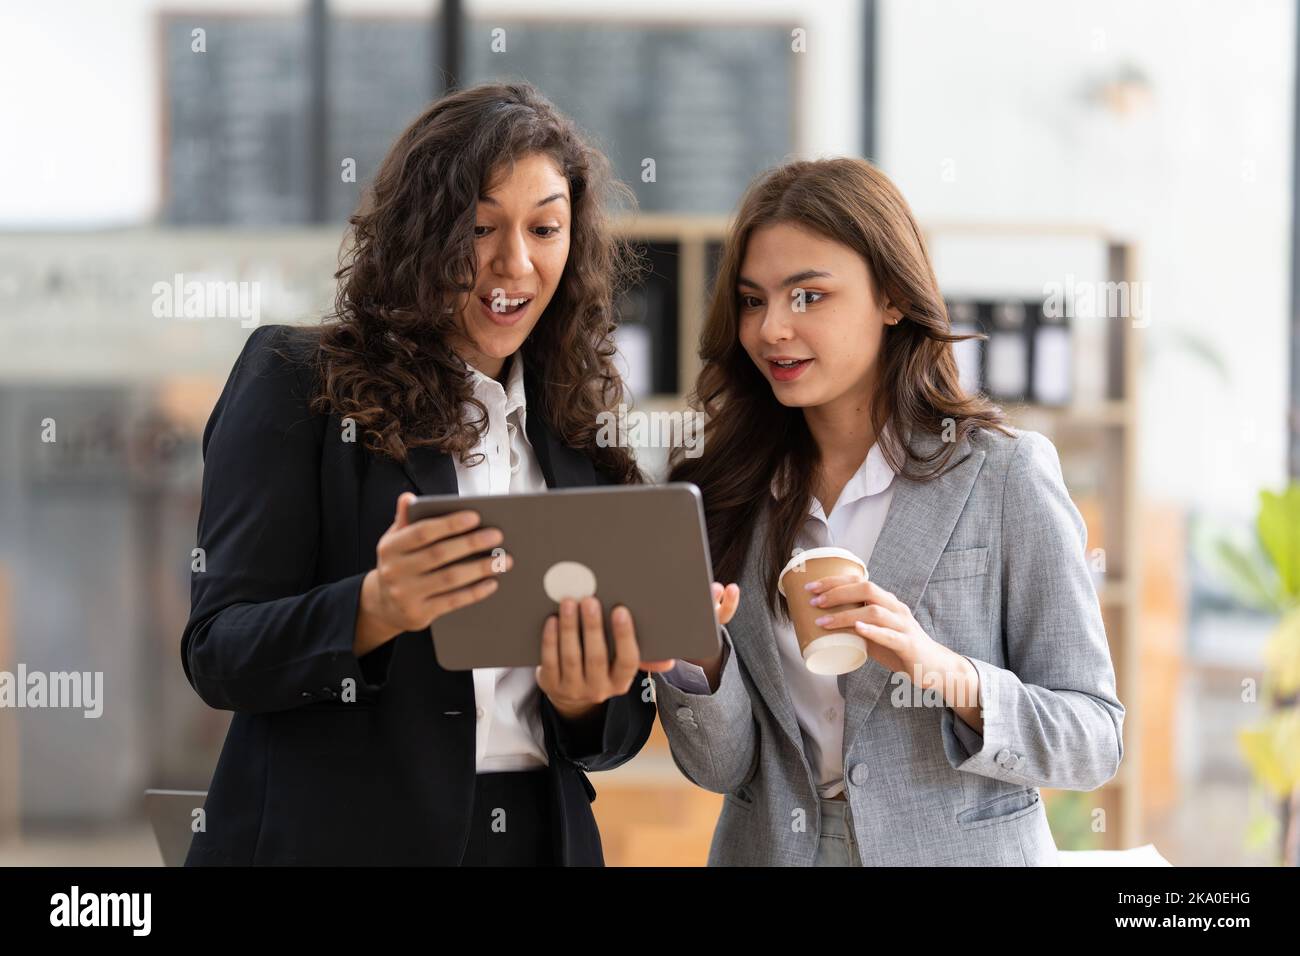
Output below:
[162,16,313,225]
[464,21,795,214]
[160,13,794,225]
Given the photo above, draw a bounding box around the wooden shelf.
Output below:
[1008,401,1133,429]
[611,213,731,242]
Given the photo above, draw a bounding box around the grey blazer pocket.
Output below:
[956,786,1041,830]
[724,786,756,812]
[929,546,989,583]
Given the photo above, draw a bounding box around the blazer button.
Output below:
[849,764,870,787]
[996,748,1012,766]
[676,707,695,721]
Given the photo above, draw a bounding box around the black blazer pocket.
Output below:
[308,698,379,712]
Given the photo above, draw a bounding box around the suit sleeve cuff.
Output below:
[656,627,732,697]
[661,658,714,695]
[652,625,745,719]
[334,571,397,697]
[939,655,1026,784]
[544,697,609,763]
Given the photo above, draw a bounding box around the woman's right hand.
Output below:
[679,582,740,676]
[354,492,512,655]
[712,581,741,627]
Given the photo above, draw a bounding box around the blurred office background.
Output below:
[0,0,1296,866]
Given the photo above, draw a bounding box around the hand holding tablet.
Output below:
[354,494,513,657]
[405,483,725,671]
[537,595,674,721]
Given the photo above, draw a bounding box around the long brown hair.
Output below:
[668,158,1011,617]
[287,82,643,484]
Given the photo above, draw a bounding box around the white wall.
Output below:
[877,0,1295,512]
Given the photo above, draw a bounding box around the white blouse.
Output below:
[664,434,897,798]
[453,354,551,772]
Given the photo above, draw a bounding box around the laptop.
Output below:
[144,789,206,867]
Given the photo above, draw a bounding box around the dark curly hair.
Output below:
[290,82,644,484]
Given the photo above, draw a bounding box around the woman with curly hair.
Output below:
[181,82,670,866]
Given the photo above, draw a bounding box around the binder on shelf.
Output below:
[1031,298,1071,406]
[985,299,1030,403]
[1071,304,1109,407]
[613,322,653,401]
[613,241,680,397]
[946,299,984,396]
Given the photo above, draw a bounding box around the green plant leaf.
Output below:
[1264,610,1300,697]
[1238,710,1300,797]
[1257,484,1300,601]
[1243,802,1279,851]
[1212,538,1282,611]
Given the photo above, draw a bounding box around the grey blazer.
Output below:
[652,426,1125,866]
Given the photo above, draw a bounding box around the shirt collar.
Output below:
[465,353,528,435]
[769,421,900,505]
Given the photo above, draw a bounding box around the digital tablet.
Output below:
[407,483,721,670]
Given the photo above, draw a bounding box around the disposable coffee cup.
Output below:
[777,546,870,675]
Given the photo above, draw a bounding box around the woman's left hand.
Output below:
[537,597,675,722]
[805,575,976,699]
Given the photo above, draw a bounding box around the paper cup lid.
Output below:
[777,546,867,596]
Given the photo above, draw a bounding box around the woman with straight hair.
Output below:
[655,157,1125,866]
[181,82,670,866]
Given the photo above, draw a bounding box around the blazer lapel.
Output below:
[733,507,807,754]
[522,364,597,490]
[399,443,459,497]
[395,360,597,495]
[839,430,987,745]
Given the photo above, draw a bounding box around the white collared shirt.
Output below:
[663,430,897,798]
[455,354,551,772]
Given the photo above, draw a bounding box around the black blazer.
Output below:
[182,324,656,865]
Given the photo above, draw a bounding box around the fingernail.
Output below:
[814,615,832,626]
[804,581,820,591]
[809,595,823,606]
